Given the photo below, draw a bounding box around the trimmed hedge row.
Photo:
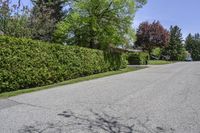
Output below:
[128,52,149,65]
[0,36,127,93]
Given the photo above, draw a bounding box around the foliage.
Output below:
[135,0,147,8]
[185,33,194,53]
[54,0,146,49]
[0,0,69,41]
[135,21,170,55]
[0,0,31,38]
[127,52,149,65]
[0,0,10,34]
[151,47,161,60]
[162,26,186,61]
[31,0,68,22]
[0,67,139,98]
[0,0,147,46]
[30,0,69,41]
[0,36,127,93]
[148,60,173,65]
[185,33,200,61]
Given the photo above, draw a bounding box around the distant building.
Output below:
[110,47,142,53]
[109,44,142,53]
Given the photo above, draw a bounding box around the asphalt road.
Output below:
[0,62,200,133]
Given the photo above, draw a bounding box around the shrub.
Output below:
[127,52,149,65]
[177,48,187,61]
[151,48,161,60]
[0,36,127,93]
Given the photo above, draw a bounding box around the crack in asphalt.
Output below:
[0,99,20,110]
[0,99,50,110]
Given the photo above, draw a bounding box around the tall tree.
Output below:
[54,0,146,49]
[0,0,31,38]
[185,33,200,61]
[194,33,200,40]
[30,0,68,41]
[0,0,10,35]
[185,33,194,54]
[135,21,170,55]
[31,0,67,22]
[162,25,186,61]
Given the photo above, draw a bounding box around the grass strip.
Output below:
[148,60,174,65]
[0,66,145,99]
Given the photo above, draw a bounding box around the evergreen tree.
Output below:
[0,0,10,34]
[162,25,186,61]
[0,0,31,38]
[194,33,200,40]
[185,33,194,54]
[31,0,67,22]
[185,33,200,61]
[30,0,68,41]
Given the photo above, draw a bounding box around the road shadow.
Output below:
[18,110,175,133]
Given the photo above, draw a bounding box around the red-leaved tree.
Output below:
[135,21,170,55]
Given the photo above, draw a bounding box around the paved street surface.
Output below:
[0,62,200,133]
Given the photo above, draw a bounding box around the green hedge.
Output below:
[0,36,127,93]
[128,52,149,65]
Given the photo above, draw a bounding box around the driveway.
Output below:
[0,62,200,133]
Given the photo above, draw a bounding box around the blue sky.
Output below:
[134,0,200,39]
[13,0,199,39]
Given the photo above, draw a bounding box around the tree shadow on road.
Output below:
[18,110,175,133]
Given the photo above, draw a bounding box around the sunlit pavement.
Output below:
[0,62,200,133]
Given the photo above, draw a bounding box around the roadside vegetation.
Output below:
[0,0,199,95]
[162,26,187,61]
[148,60,173,65]
[0,36,127,93]
[128,52,149,65]
[0,0,147,94]
[185,33,200,61]
[0,66,143,98]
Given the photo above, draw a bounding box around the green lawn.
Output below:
[0,66,145,99]
[148,60,174,65]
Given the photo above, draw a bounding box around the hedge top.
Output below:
[0,36,127,93]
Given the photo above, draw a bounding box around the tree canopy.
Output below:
[185,33,200,61]
[162,26,186,61]
[30,0,69,41]
[0,0,31,38]
[135,21,170,55]
[0,0,147,50]
[54,0,146,49]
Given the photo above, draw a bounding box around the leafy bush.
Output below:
[127,52,149,65]
[151,48,161,60]
[177,47,187,61]
[0,36,127,93]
